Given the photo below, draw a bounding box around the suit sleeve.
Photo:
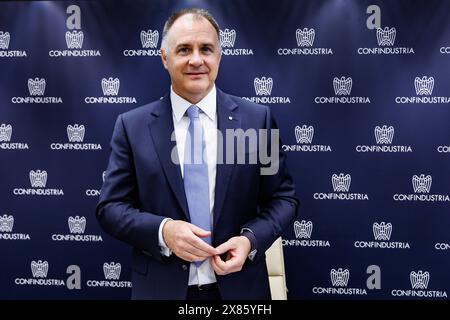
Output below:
[243,106,299,263]
[96,115,166,262]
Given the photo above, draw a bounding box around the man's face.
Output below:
[161,14,221,103]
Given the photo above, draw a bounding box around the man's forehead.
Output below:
[168,14,217,43]
[171,13,211,29]
[173,33,217,47]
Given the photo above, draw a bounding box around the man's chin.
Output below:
[185,84,211,96]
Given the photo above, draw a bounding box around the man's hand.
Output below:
[163,220,218,262]
[211,236,251,275]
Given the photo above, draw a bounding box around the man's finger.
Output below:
[183,243,213,258]
[190,224,211,238]
[179,251,202,263]
[212,255,226,274]
[189,236,218,256]
[215,241,233,255]
[181,247,214,262]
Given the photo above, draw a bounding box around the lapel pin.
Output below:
[228,116,233,120]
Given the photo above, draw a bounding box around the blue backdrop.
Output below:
[1,0,450,299]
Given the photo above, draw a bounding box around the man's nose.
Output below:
[189,50,204,67]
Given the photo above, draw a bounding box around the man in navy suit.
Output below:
[96,8,298,300]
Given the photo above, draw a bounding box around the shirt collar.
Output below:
[170,85,217,122]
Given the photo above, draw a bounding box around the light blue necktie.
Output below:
[183,105,211,266]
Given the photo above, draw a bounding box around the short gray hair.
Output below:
[160,8,221,52]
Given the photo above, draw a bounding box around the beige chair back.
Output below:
[265,237,287,300]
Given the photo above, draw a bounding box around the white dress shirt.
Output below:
[158,85,218,286]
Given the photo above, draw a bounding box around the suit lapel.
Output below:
[148,95,189,220]
[213,89,240,229]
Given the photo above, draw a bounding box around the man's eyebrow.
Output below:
[174,42,216,49]
[175,43,191,48]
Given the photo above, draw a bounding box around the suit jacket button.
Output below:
[182,264,188,271]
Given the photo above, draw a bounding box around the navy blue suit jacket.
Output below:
[96,89,298,299]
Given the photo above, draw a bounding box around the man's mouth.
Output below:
[185,72,207,79]
[186,72,206,75]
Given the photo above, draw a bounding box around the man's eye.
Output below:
[202,47,212,52]
[178,48,189,53]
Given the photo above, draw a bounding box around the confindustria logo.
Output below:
[282,125,332,152]
[141,30,159,48]
[11,78,63,104]
[30,170,47,188]
[277,27,333,56]
[391,270,447,299]
[355,125,412,153]
[69,216,86,233]
[315,76,371,104]
[410,271,429,289]
[0,31,10,49]
[50,124,102,151]
[13,170,64,196]
[357,26,414,55]
[67,124,85,142]
[375,125,394,144]
[331,268,349,287]
[412,174,432,193]
[123,29,161,57]
[66,30,83,49]
[102,77,120,96]
[86,262,132,288]
[377,27,396,46]
[434,242,450,250]
[0,214,31,241]
[84,77,137,104]
[219,28,253,56]
[0,123,29,150]
[49,5,100,57]
[440,43,450,54]
[242,77,291,104]
[220,29,236,47]
[31,260,48,278]
[395,76,450,104]
[104,262,121,280]
[28,77,46,96]
[51,216,102,242]
[437,144,450,153]
[393,174,450,202]
[313,173,369,201]
[312,268,368,296]
[296,28,315,47]
[373,222,392,241]
[254,77,272,96]
[14,260,65,287]
[333,76,352,95]
[283,220,331,248]
[332,173,351,192]
[415,76,434,95]
[0,30,27,58]
[0,123,12,142]
[438,141,450,153]
[0,214,13,232]
[49,29,101,58]
[295,125,314,144]
[85,171,105,197]
[295,220,313,238]
[354,222,410,250]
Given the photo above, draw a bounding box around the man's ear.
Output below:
[218,49,222,63]
[160,48,168,70]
